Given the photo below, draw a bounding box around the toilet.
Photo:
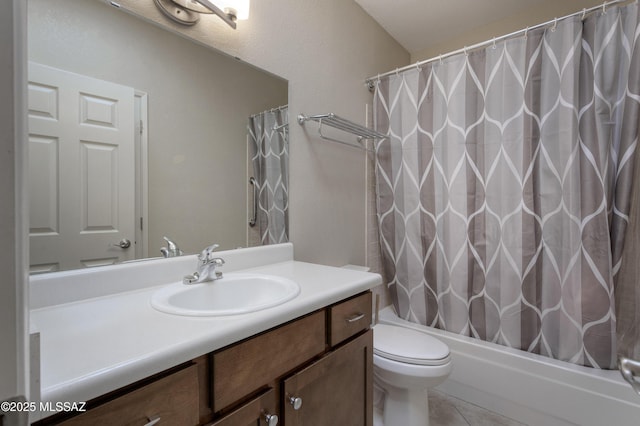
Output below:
[373,324,452,426]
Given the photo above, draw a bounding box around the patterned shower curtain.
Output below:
[248,107,289,245]
[374,4,640,369]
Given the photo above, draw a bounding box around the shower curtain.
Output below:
[248,107,289,245]
[374,4,640,369]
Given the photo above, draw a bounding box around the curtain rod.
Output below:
[365,0,632,89]
[250,104,288,118]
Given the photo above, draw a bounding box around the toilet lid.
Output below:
[373,324,450,366]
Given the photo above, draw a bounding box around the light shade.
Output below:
[216,0,250,20]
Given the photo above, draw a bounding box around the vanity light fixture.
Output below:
[154,0,249,28]
[215,0,250,20]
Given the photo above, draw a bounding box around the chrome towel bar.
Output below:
[297,113,386,150]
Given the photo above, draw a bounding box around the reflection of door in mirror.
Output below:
[28,62,140,273]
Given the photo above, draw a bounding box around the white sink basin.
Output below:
[150,273,300,316]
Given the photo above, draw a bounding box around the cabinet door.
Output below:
[283,330,373,426]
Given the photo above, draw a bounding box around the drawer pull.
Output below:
[262,411,279,426]
[287,395,303,410]
[144,416,161,426]
[346,313,365,323]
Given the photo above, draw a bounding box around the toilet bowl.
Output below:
[373,324,452,426]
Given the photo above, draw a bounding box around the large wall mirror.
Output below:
[27,0,289,274]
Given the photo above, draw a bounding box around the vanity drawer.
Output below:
[329,291,372,347]
[59,364,199,425]
[212,310,326,412]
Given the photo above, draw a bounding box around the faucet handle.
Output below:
[198,243,220,261]
[162,236,183,257]
[204,243,220,252]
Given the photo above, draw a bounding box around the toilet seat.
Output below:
[374,324,450,366]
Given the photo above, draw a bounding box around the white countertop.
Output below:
[30,244,381,420]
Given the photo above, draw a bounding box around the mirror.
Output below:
[27,0,288,273]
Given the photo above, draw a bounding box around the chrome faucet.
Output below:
[183,243,225,285]
[160,236,183,258]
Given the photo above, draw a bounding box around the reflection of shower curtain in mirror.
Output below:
[248,106,289,245]
[374,4,640,369]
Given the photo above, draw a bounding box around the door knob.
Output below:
[113,239,131,249]
[287,395,302,410]
[262,411,278,426]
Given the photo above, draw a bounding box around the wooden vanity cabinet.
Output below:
[210,291,373,426]
[35,292,372,426]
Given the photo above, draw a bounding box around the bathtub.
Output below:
[378,306,640,426]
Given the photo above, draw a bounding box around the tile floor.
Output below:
[428,390,527,426]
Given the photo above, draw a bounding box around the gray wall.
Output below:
[28,0,288,256]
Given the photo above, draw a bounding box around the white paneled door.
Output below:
[28,62,135,273]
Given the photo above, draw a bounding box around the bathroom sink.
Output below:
[151,273,300,316]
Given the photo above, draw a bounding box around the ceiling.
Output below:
[354,0,552,54]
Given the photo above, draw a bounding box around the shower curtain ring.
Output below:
[581,8,587,20]
[492,37,497,49]
[415,61,421,71]
[439,54,443,64]
[551,17,557,32]
[464,46,468,56]
[524,26,529,39]
[602,2,607,14]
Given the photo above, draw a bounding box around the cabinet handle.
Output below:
[346,313,365,323]
[287,395,303,410]
[262,411,279,426]
[144,416,161,426]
